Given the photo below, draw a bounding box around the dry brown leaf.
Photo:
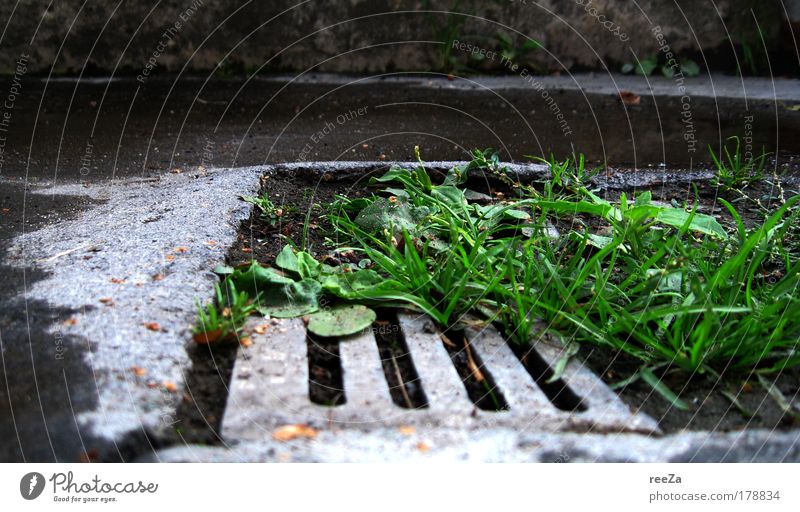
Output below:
[440,333,456,348]
[163,381,177,393]
[619,90,641,106]
[110,277,127,284]
[131,366,147,377]
[416,441,430,453]
[272,424,318,442]
[240,337,253,347]
[78,449,99,463]
[99,297,114,305]
[464,339,485,383]
[253,324,268,335]
[173,246,189,253]
[398,425,416,436]
[63,318,78,326]
[152,273,165,281]
[193,329,223,344]
[144,322,161,332]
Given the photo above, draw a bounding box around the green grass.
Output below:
[200,146,800,408]
[323,147,800,406]
[709,136,768,191]
[241,192,296,226]
[193,281,259,343]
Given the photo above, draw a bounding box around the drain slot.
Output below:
[373,311,429,409]
[306,333,346,406]
[440,329,509,411]
[508,341,586,412]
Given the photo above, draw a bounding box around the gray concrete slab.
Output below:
[0,167,261,461]
[136,428,800,463]
[272,73,800,102]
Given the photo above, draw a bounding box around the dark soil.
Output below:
[373,310,429,409]
[221,164,800,433]
[581,346,800,433]
[173,342,239,445]
[507,340,586,412]
[306,334,346,406]
[440,328,509,411]
[227,166,392,266]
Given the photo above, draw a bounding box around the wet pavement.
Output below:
[1,73,798,185]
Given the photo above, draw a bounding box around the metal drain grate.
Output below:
[221,313,660,440]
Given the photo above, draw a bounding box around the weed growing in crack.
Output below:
[193,281,259,344]
[709,136,768,191]
[241,192,296,226]
[200,147,800,410]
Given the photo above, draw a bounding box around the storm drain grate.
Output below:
[221,312,660,440]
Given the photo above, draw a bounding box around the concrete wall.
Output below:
[0,0,784,76]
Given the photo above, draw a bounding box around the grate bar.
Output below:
[221,318,312,440]
[464,323,560,415]
[396,313,473,417]
[338,329,395,420]
[533,335,661,433]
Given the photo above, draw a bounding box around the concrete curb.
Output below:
[136,428,800,463]
[1,167,261,461]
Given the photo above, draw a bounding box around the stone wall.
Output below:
[0,0,785,75]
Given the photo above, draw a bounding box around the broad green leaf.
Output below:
[354,197,429,234]
[256,279,321,318]
[228,261,295,296]
[372,166,412,184]
[536,199,615,219]
[585,233,614,249]
[655,208,728,239]
[634,190,652,207]
[681,60,700,77]
[635,56,658,76]
[275,245,299,273]
[503,209,531,220]
[321,269,402,300]
[214,265,234,275]
[382,187,410,201]
[297,251,321,279]
[443,165,469,186]
[431,185,466,207]
[307,305,377,337]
